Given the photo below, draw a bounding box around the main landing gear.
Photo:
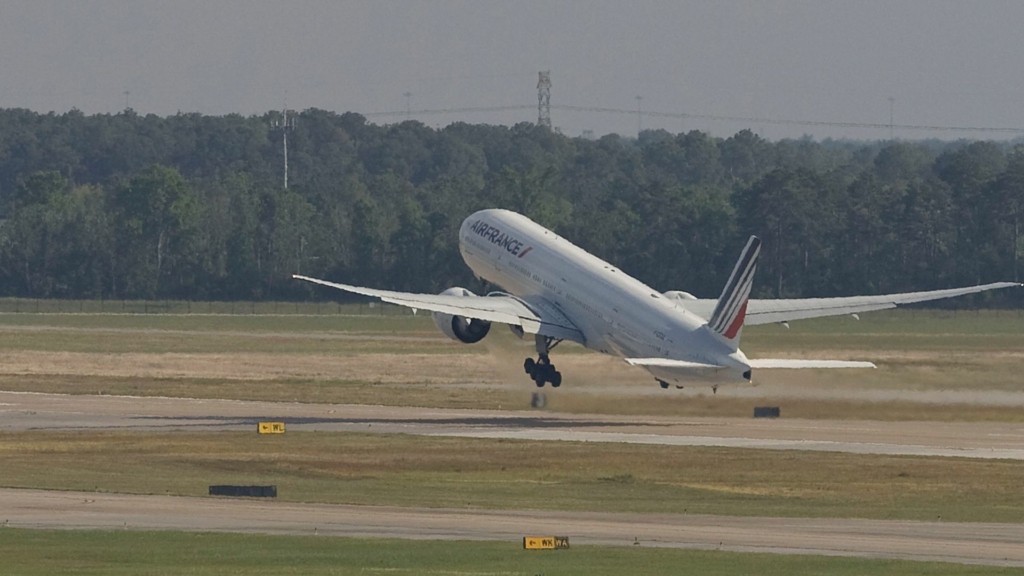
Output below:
[657,379,700,391]
[659,377,684,389]
[525,335,562,388]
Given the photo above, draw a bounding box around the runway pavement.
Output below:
[3,390,1024,567]
[2,390,1024,460]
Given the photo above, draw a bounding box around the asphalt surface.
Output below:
[3,390,1024,567]
[3,488,1024,567]
[3,390,1023,460]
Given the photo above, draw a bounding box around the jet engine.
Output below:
[431,287,492,344]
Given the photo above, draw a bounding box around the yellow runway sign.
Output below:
[257,422,286,434]
[523,536,569,550]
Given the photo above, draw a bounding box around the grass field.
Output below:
[1,302,1022,572]
[0,306,1021,420]
[2,431,1022,523]
[4,528,1018,576]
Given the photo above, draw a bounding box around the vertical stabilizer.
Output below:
[707,236,761,350]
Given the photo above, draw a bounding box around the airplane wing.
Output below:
[292,274,585,343]
[676,282,1021,325]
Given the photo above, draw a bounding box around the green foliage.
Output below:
[0,107,1022,302]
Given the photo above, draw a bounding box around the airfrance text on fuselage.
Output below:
[470,220,532,258]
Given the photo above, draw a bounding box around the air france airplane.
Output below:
[294,209,1019,390]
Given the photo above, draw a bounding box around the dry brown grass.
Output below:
[1,309,1023,420]
[0,350,490,383]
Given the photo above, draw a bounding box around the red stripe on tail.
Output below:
[723,301,748,340]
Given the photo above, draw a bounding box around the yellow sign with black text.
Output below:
[258,422,286,434]
[523,536,569,550]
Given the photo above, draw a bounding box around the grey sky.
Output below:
[2,0,1023,140]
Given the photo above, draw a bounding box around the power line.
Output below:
[363,105,534,118]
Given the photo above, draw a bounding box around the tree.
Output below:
[0,172,112,297]
[935,142,1006,284]
[111,165,201,298]
[720,129,773,187]
[834,173,899,293]
[489,165,571,230]
[0,107,1021,304]
[989,146,1024,282]
[734,168,836,297]
[894,178,955,288]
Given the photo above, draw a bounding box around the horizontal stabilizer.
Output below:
[625,358,724,369]
[748,359,876,369]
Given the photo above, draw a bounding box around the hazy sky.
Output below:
[3,0,1024,140]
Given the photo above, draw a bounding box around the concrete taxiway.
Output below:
[2,390,1023,460]
[3,488,1023,567]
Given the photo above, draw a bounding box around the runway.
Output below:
[3,488,1023,567]
[3,390,1024,567]
[2,390,1024,460]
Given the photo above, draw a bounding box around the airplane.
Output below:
[294,209,1020,390]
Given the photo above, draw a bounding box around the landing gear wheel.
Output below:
[524,358,536,375]
[550,370,562,388]
[525,358,560,388]
[533,372,546,388]
[525,334,564,388]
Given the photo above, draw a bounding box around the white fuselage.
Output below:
[458,209,750,384]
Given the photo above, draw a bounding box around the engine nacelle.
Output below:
[431,287,492,344]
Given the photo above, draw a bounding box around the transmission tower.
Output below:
[271,106,296,189]
[537,71,552,128]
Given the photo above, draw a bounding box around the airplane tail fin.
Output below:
[706,235,761,351]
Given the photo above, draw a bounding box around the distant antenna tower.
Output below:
[271,105,296,189]
[537,71,552,128]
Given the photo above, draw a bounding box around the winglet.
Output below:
[707,236,761,350]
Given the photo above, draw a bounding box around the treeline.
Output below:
[0,107,1021,303]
